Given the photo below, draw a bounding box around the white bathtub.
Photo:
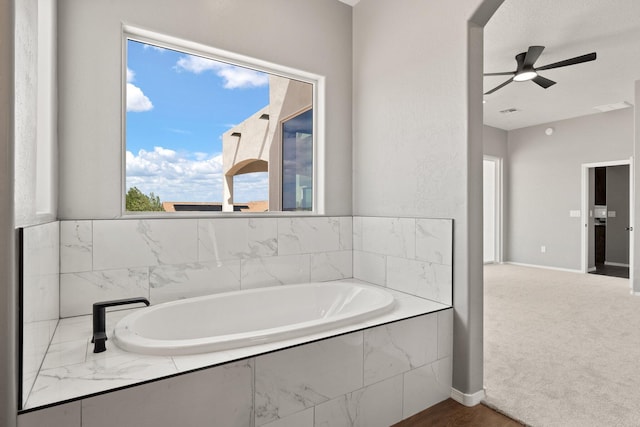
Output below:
[113,281,395,356]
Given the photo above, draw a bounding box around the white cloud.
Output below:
[175,55,268,89]
[127,83,154,112]
[126,146,268,203]
[126,67,135,83]
[143,44,167,53]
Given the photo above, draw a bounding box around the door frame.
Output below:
[581,158,634,288]
[483,155,504,264]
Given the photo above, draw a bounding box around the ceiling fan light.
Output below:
[513,71,537,82]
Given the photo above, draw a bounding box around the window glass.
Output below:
[125,38,314,213]
[282,109,313,211]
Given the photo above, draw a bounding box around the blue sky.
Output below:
[126,39,270,203]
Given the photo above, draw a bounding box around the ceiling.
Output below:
[484,0,640,130]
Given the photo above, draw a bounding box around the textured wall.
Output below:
[57,0,352,218]
[507,109,633,270]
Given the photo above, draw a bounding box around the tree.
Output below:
[126,187,165,212]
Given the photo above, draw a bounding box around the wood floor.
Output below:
[392,399,524,427]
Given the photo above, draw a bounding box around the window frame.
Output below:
[121,25,325,217]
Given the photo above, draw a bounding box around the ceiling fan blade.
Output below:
[536,52,597,71]
[484,77,513,95]
[532,74,556,89]
[484,71,516,76]
[523,46,545,68]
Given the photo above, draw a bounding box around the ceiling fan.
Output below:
[484,45,596,95]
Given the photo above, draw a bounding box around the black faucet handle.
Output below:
[92,297,150,353]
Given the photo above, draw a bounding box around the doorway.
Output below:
[581,160,633,282]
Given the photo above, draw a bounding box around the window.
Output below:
[124,30,320,214]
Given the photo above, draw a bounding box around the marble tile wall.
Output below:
[17,309,453,427]
[59,217,352,317]
[353,216,453,305]
[21,221,60,408]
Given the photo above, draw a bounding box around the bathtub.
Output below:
[113,281,395,356]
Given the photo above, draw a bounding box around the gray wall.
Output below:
[635,81,640,293]
[1,0,16,425]
[483,124,508,158]
[507,108,633,270]
[606,165,630,265]
[57,0,353,219]
[353,0,500,397]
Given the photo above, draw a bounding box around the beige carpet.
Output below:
[483,264,640,427]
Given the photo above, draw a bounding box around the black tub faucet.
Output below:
[92,297,150,353]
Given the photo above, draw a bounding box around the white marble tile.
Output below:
[80,359,253,427]
[353,251,386,286]
[18,401,81,427]
[198,218,248,261]
[352,216,363,251]
[338,216,353,250]
[363,314,438,385]
[60,268,149,317]
[22,221,59,276]
[314,375,403,427]
[93,219,198,270]
[60,220,93,273]
[277,217,341,255]
[254,332,364,425]
[22,319,57,407]
[199,218,278,261]
[248,217,279,256]
[438,309,454,359]
[25,352,179,409]
[22,222,60,340]
[23,273,59,323]
[415,218,453,266]
[402,357,453,419]
[41,339,88,370]
[262,408,313,427]
[361,217,415,258]
[310,251,352,282]
[149,260,241,304]
[241,254,310,289]
[386,257,452,305]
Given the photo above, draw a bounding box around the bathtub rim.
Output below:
[113,280,396,356]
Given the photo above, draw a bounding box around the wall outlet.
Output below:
[541,245,546,253]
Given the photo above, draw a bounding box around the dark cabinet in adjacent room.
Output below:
[595,225,606,265]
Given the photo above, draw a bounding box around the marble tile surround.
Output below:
[353,216,453,305]
[21,214,455,424]
[21,221,60,408]
[20,297,453,427]
[59,217,353,317]
[59,215,453,317]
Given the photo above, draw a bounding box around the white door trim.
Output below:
[484,155,503,264]
[580,159,633,287]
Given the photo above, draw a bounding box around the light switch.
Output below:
[569,210,581,217]
[608,211,617,217]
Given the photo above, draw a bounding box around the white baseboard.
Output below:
[588,266,596,272]
[604,261,630,267]
[506,262,582,274]
[450,387,485,407]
